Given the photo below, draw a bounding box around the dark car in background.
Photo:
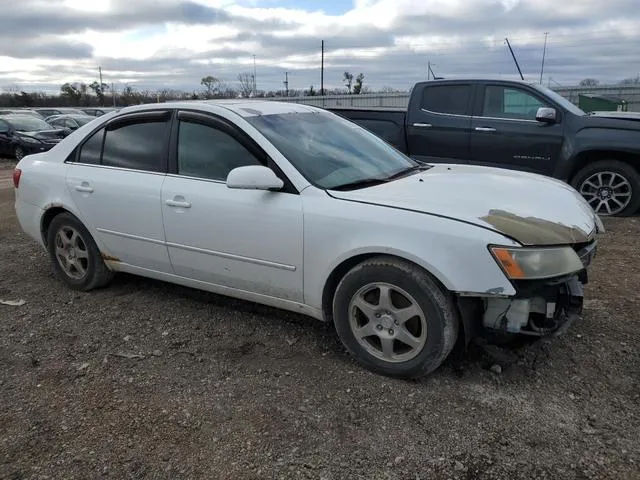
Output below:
[45,113,96,134]
[0,114,66,160]
[81,107,119,116]
[0,108,45,119]
[33,107,86,118]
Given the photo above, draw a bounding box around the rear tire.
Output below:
[571,160,640,216]
[46,213,114,291]
[332,256,459,379]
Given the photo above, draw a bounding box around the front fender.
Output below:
[302,195,519,310]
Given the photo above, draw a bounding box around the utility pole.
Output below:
[427,60,430,80]
[539,32,548,84]
[505,37,524,81]
[320,40,324,96]
[283,72,289,97]
[252,55,257,96]
[98,66,104,106]
[112,82,115,107]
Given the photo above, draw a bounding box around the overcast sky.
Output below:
[1,0,638,94]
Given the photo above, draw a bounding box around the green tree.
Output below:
[89,81,109,106]
[343,71,354,93]
[200,75,220,98]
[353,73,365,94]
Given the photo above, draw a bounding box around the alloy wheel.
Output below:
[348,282,427,363]
[579,171,632,215]
[54,226,89,280]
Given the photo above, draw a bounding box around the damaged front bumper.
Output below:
[464,240,597,338]
[482,274,584,336]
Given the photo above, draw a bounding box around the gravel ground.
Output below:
[1,159,639,479]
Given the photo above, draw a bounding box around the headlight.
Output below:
[490,246,584,280]
[19,136,41,144]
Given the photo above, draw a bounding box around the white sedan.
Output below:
[13,101,603,378]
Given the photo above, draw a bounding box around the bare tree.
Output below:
[237,72,254,97]
[579,78,599,87]
[619,75,640,85]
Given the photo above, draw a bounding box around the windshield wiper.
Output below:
[384,164,432,181]
[329,177,390,191]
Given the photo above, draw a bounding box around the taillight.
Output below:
[13,168,22,188]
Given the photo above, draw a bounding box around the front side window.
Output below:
[102,119,168,172]
[421,85,471,116]
[177,120,262,181]
[246,110,418,190]
[483,86,548,120]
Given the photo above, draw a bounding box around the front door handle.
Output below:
[74,182,94,193]
[165,198,191,208]
[475,127,497,132]
[413,123,432,128]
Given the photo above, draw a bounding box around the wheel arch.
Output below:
[320,249,454,324]
[40,203,90,247]
[568,149,640,183]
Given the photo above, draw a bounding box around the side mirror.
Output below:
[536,107,557,124]
[226,165,284,191]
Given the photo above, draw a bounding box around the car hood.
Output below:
[17,129,66,139]
[328,164,600,245]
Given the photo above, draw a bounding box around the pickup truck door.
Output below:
[468,83,565,176]
[405,82,474,164]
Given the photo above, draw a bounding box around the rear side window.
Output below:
[77,128,104,165]
[421,85,471,116]
[102,119,168,172]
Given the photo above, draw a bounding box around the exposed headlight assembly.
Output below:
[490,246,584,280]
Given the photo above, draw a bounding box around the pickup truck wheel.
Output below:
[571,160,640,216]
[332,256,459,379]
[46,212,114,291]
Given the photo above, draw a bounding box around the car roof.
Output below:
[122,99,321,118]
[0,113,47,121]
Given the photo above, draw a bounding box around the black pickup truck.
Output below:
[327,79,640,216]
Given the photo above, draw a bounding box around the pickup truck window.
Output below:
[421,85,471,116]
[482,86,547,121]
[246,111,417,190]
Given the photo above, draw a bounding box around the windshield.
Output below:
[8,115,53,131]
[245,111,418,189]
[532,84,586,116]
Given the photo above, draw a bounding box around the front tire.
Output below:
[571,160,640,216]
[14,146,25,161]
[332,256,459,379]
[46,213,114,291]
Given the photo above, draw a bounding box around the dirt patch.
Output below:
[0,185,638,479]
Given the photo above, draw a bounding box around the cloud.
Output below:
[0,0,638,93]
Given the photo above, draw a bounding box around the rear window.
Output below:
[421,85,471,116]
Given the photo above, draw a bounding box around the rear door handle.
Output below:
[475,127,497,132]
[74,182,94,193]
[413,123,432,128]
[165,198,191,208]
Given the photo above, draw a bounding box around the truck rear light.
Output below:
[13,168,22,188]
